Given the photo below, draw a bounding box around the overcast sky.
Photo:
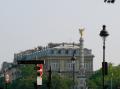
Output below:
[0,0,120,70]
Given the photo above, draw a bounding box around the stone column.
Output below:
[77,29,86,89]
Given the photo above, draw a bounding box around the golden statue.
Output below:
[79,28,84,38]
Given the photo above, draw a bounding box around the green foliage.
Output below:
[0,77,4,88]
[87,64,120,89]
[0,65,72,89]
[51,74,73,89]
[8,65,36,89]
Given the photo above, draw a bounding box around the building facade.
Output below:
[14,30,94,89]
[14,43,94,89]
[1,62,21,83]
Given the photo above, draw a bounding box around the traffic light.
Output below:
[37,64,43,77]
[102,62,108,75]
[37,64,43,85]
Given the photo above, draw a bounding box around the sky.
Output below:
[0,0,120,70]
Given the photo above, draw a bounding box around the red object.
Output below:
[37,64,43,85]
[37,64,43,77]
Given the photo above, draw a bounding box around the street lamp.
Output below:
[71,50,76,89]
[99,25,109,89]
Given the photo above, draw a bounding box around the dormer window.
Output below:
[51,50,54,54]
[58,50,61,54]
[65,50,69,54]
[73,50,76,54]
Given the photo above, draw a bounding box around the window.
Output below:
[67,63,73,70]
[65,50,69,54]
[73,50,76,54]
[58,50,61,54]
[51,63,58,70]
[51,50,54,54]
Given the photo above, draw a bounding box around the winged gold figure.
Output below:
[79,28,84,38]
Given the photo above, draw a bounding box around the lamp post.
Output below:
[71,50,76,89]
[99,25,109,89]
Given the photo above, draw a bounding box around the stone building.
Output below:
[14,30,94,89]
[1,62,21,83]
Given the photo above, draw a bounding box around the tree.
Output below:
[51,74,73,89]
[0,65,73,89]
[87,63,120,89]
